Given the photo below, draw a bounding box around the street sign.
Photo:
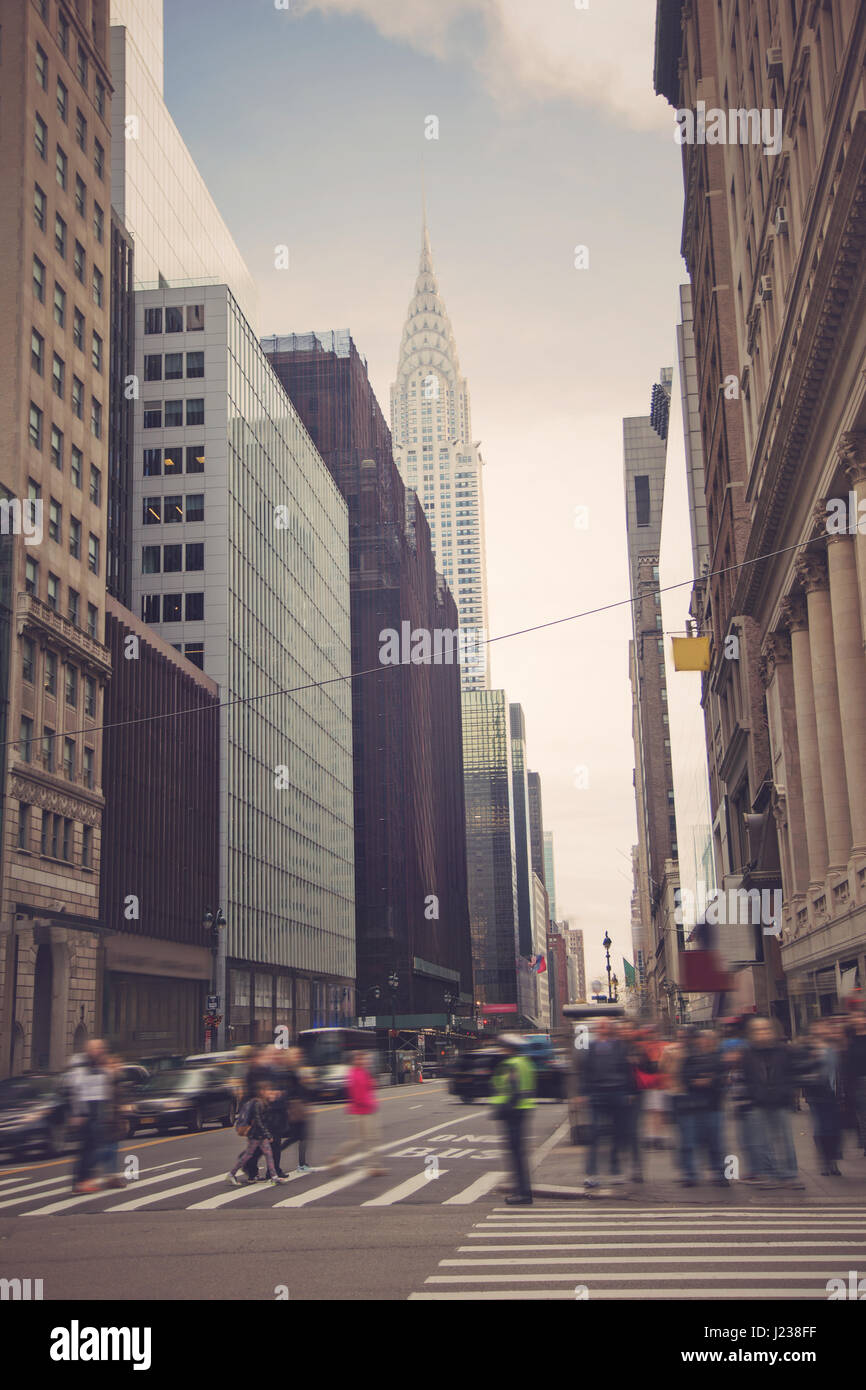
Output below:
[207,994,220,1011]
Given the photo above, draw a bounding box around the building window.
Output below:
[21,637,35,683]
[34,183,47,231]
[142,545,161,574]
[67,589,79,626]
[58,11,69,55]
[92,331,102,372]
[73,240,85,283]
[63,737,75,780]
[43,728,55,772]
[83,748,94,790]
[144,308,163,335]
[144,354,162,382]
[93,201,103,243]
[71,446,82,488]
[92,265,103,307]
[186,351,204,379]
[163,450,182,476]
[165,306,184,333]
[91,399,102,440]
[82,824,92,868]
[143,403,162,429]
[71,376,83,418]
[76,45,88,88]
[84,676,96,717]
[20,717,34,764]
[165,495,183,524]
[163,544,182,573]
[69,516,81,559]
[33,256,46,302]
[56,145,67,190]
[635,475,651,527]
[142,594,161,623]
[73,307,85,350]
[186,398,205,426]
[184,643,204,670]
[187,305,205,331]
[186,494,204,523]
[186,542,204,571]
[143,497,161,525]
[47,573,59,611]
[57,77,67,121]
[29,403,43,450]
[74,175,86,217]
[90,465,101,505]
[88,533,99,575]
[25,558,39,596]
[87,603,98,639]
[18,804,30,852]
[48,498,61,542]
[163,594,182,622]
[35,113,48,160]
[31,329,44,375]
[165,352,183,380]
[143,448,162,477]
[185,593,204,621]
[52,352,65,397]
[186,446,204,473]
[44,652,57,695]
[35,43,48,89]
[55,213,66,257]
[95,79,105,117]
[65,666,78,707]
[54,282,66,325]
[75,108,87,152]
[62,818,72,862]
[165,399,183,428]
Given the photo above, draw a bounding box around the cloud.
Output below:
[295,0,670,131]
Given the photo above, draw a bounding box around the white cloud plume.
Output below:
[294,0,671,131]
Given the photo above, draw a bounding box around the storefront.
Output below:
[226,964,355,1046]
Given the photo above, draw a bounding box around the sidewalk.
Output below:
[529,1106,866,1204]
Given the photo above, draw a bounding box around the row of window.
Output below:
[32,322,101,381]
[17,802,94,867]
[143,495,205,525]
[35,178,103,250]
[19,717,95,787]
[34,255,102,326]
[144,352,204,382]
[143,446,205,477]
[30,394,101,448]
[20,637,97,714]
[34,113,104,184]
[28,454,100,504]
[23,557,100,635]
[144,305,205,335]
[142,593,205,624]
[142,543,204,574]
[143,399,205,429]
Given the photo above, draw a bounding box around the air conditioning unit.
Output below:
[774,206,788,234]
[766,46,784,80]
[759,275,773,301]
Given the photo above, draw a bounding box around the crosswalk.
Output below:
[0,1159,509,1214]
[409,1206,866,1300]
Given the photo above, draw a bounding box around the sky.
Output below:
[160,0,690,989]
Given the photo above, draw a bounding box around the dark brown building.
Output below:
[99,596,219,1057]
[263,332,473,1024]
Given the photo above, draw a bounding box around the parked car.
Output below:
[184,1050,247,1099]
[122,1066,237,1135]
[0,1074,68,1160]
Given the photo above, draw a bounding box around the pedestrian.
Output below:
[66,1038,112,1194]
[722,1017,761,1182]
[326,1051,387,1176]
[618,1021,644,1183]
[581,1018,631,1189]
[801,1021,843,1176]
[660,1026,693,1185]
[226,1081,287,1186]
[490,1035,536,1205]
[682,1028,728,1186]
[243,1045,281,1181]
[282,1047,314,1174]
[95,1054,130,1189]
[742,1017,802,1188]
[635,1025,669,1151]
[844,1010,866,1156]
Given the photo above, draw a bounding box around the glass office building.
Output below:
[131,284,355,1034]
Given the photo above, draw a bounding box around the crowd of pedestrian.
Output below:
[228,1043,315,1185]
[66,1039,132,1193]
[578,1004,866,1190]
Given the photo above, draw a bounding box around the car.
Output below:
[0,1074,69,1160]
[183,1051,247,1100]
[122,1066,237,1136]
[448,1040,568,1104]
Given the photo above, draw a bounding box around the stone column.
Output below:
[839,430,866,643]
[797,552,852,870]
[780,593,828,886]
[827,532,866,854]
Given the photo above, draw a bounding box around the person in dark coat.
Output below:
[800,1020,843,1176]
[742,1017,801,1187]
[681,1028,728,1186]
[582,1019,632,1188]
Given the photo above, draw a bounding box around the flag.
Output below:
[623,958,636,987]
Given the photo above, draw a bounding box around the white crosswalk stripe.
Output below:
[26,1167,201,1215]
[410,1206,866,1300]
[362,1170,449,1206]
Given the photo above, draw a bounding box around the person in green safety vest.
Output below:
[491,1034,536,1205]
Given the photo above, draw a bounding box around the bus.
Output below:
[296,1027,384,1101]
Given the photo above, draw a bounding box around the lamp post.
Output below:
[203,908,226,1049]
[388,970,399,1085]
[611,972,619,1004]
[602,932,613,1003]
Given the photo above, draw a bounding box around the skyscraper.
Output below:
[543,831,557,922]
[391,217,490,690]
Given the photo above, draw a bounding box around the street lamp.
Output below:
[203,908,227,1050]
[611,972,619,1004]
[388,970,399,1084]
[602,931,613,1003]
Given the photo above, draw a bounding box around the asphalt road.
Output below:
[0,1082,567,1300]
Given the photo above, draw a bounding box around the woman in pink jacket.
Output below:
[327,1051,388,1176]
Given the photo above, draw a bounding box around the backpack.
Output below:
[236,1098,255,1137]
